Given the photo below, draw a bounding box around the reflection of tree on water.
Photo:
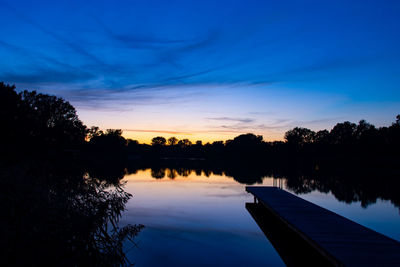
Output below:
[1,160,143,266]
[150,168,193,179]
[282,163,400,210]
[128,159,400,211]
[177,168,192,177]
[143,163,269,185]
[167,168,178,179]
[151,168,166,179]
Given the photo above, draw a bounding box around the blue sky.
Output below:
[1,0,399,142]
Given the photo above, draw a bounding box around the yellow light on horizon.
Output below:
[121,129,284,144]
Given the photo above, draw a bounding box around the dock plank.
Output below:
[246,186,400,267]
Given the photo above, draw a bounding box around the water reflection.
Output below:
[121,170,285,266]
[123,160,400,211]
[121,165,400,265]
[1,160,143,266]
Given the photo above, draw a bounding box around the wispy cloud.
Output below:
[143,31,221,69]
[219,123,287,131]
[206,117,254,123]
[263,55,385,83]
[0,70,94,84]
[123,128,280,136]
[211,117,295,133]
[305,117,344,124]
[0,40,75,70]
[291,117,346,128]
[123,129,194,135]
[91,15,187,50]
[161,68,219,83]
[248,111,275,115]
[1,1,106,67]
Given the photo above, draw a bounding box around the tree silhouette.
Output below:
[89,129,127,160]
[127,139,139,145]
[226,133,263,151]
[284,127,315,145]
[0,83,87,158]
[329,121,356,145]
[87,126,104,140]
[178,139,192,147]
[151,136,167,146]
[167,137,178,146]
[21,90,87,146]
[0,82,23,149]
[314,130,330,144]
[212,141,224,146]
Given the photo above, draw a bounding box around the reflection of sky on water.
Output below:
[120,169,400,265]
[121,170,284,266]
[294,190,400,242]
[126,227,280,266]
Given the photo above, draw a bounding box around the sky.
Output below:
[1,0,400,143]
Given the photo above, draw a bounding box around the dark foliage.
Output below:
[0,83,143,266]
[0,82,86,159]
[0,159,143,266]
[118,116,400,166]
[151,136,166,146]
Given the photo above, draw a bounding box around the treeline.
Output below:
[284,119,400,151]
[86,116,400,165]
[1,82,399,164]
[86,120,400,164]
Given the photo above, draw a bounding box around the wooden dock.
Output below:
[246,186,400,267]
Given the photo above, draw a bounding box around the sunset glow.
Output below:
[1,0,399,143]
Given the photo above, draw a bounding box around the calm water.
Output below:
[120,169,400,266]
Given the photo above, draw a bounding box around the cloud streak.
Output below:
[218,123,287,131]
[1,1,106,67]
[91,15,187,50]
[123,129,194,135]
[206,117,254,123]
[0,70,94,84]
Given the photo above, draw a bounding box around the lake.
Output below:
[120,168,400,266]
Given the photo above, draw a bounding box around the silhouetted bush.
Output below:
[0,83,143,266]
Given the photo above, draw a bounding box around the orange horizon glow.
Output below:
[121,129,285,144]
